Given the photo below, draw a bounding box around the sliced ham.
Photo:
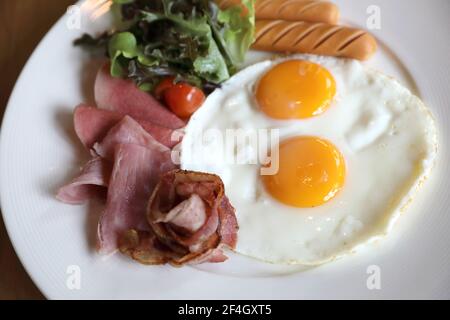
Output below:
[74,105,180,149]
[98,143,176,254]
[58,63,237,266]
[93,116,170,161]
[56,157,111,204]
[120,170,239,266]
[94,64,185,129]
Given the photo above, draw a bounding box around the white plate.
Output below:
[1,0,449,299]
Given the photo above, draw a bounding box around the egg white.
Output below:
[180,54,438,265]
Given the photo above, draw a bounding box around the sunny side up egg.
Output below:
[180,54,437,265]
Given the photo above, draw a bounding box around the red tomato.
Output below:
[163,83,206,118]
[154,76,176,100]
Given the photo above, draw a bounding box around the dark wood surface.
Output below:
[0,0,75,300]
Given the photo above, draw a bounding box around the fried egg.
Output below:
[179,55,437,265]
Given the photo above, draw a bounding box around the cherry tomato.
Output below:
[154,76,176,100]
[163,83,206,118]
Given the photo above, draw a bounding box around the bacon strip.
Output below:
[120,170,239,266]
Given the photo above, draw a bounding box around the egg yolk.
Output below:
[262,136,345,208]
[256,60,336,119]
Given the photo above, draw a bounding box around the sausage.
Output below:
[252,20,378,61]
[255,0,340,24]
[216,0,340,24]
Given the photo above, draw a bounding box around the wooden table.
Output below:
[0,0,75,300]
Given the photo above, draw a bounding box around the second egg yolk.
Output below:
[262,136,346,208]
[256,60,336,119]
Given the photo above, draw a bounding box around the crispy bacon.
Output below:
[119,170,239,266]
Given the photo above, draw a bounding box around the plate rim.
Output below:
[1,0,449,299]
[0,9,76,299]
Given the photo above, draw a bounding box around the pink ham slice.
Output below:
[93,116,171,161]
[56,157,111,204]
[97,143,176,254]
[74,105,180,149]
[94,64,185,129]
[74,104,122,149]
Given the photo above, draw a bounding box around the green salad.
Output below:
[75,0,255,92]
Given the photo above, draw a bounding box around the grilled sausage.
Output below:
[217,0,340,24]
[252,19,377,60]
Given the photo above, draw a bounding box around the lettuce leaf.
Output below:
[75,0,255,92]
[139,9,230,83]
[216,0,255,66]
[193,37,229,83]
[108,32,157,77]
